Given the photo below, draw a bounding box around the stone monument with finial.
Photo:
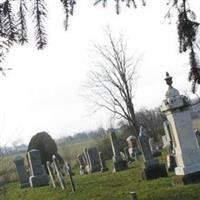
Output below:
[161,72,200,184]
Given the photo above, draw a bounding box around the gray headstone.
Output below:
[28,149,49,187]
[149,138,161,157]
[14,155,30,188]
[138,127,159,168]
[84,148,90,173]
[99,152,108,172]
[139,126,168,179]
[109,129,128,172]
[109,129,122,162]
[87,147,101,173]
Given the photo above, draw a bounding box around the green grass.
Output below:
[2,154,200,200]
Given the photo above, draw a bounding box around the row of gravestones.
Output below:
[76,72,200,184]
[14,73,200,189]
[77,147,108,175]
[76,128,163,179]
[14,150,75,191]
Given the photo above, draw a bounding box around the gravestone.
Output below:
[139,126,168,180]
[126,135,140,158]
[77,153,87,175]
[87,147,101,173]
[99,152,108,172]
[124,147,133,162]
[52,155,66,190]
[109,129,128,172]
[46,161,56,188]
[14,155,30,188]
[149,138,161,157]
[161,72,200,184]
[28,149,49,187]
[195,128,200,147]
[65,162,76,192]
[84,148,90,173]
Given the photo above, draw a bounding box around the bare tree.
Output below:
[84,31,141,136]
[136,107,166,142]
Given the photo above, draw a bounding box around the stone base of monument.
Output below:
[112,160,128,172]
[142,163,168,180]
[152,151,162,157]
[167,155,176,171]
[29,175,49,187]
[172,171,200,185]
[20,182,30,188]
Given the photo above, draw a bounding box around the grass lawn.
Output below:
[2,153,200,200]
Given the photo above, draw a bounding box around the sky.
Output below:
[0,0,200,146]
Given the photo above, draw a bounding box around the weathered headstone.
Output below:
[77,153,87,175]
[124,147,132,162]
[126,135,140,158]
[52,155,66,190]
[109,129,128,172]
[46,161,56,188]
[139,126,168,180]
[149,137,161,157]
[87,147,101,173]
[28,149,49,187]
[65,162,76,192]
[84,148,90,173]
[161,72,200,184]
[99,152,108,172]
[14,155,30,188]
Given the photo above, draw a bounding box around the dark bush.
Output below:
[28,132,64,166]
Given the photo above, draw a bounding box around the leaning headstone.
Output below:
[52,155,66,190]
[14,155,30,188]
[161,72,200,184]
[87,147,101,173]
[149,138,161,157]
[139,126,168,180]
[65,162,76,192]
[77,153,87,175]
[28,149,49,187]
[84,148,90,173]
[46,161,56,188]
[99,152,108,172]
[109,129,128,172]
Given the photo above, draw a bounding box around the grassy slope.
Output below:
[2,119,200,200]
[3,154,200,200]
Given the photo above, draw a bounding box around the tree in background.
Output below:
[136,107,166,144]
[84,31,140,136]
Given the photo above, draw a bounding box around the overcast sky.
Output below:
[0,0,200,146]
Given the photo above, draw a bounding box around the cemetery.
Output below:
[1,74,200,199]
[0,0,200,199]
